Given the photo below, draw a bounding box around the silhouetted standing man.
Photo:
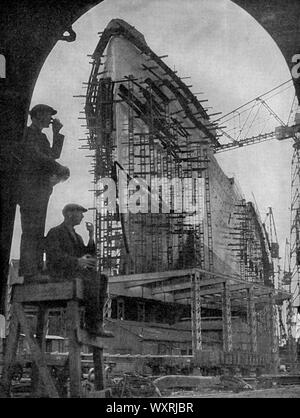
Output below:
[17,104,70,280]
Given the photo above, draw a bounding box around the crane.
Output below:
[214,124,300,153]
[283,239,292,286]
[263,207,281,288]
[211,79,299,153]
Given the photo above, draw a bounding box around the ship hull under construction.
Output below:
[83,19,290,373]
[86,19,272,282]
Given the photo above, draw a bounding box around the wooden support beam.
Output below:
[152,281,191,295]
[14,303,59,398]
[175,286,224,300]
[111,268,291,305]
[0,304,21,397]
[118,268,235,288]
[66,301,82,398]
[36,307,48,352]
[174,291,249,312]
[230,283,251,292]
[32,306,49,397]
[200,277,227,287]
[252,287,277,296]
[93,347,104,391]
[13,279,84,303]
[151,276,228,295]
[154,279,289,307]
[122,269,193,288]
[2,280,108,398]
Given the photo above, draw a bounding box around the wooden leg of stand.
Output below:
[32,306,48,397]
[66,301,82,398]
[93,347,104,391]
[14,303,59,398]
[0,303,20,397]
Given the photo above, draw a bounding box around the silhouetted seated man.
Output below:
[45,203,113,338]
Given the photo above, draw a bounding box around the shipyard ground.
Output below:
[9,384,300,398]
[8,373,300,398]
[169,385,300,398]
[163,374,300,398]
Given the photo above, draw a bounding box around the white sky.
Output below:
[11,0,295,270]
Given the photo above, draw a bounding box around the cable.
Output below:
[215,79,293,122]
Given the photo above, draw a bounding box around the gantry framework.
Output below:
[108,267,290,369]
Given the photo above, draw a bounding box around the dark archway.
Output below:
[0,0,299,312]
[234,0,300,100]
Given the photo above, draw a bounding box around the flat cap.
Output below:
[29,104,57,117]
[62,203,88,216]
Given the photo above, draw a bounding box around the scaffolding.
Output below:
[287,143,300,369]
[85,42,212,279]
[228,201,270,285]
[80,18,291,372]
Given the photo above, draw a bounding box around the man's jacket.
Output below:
[17,125,65,204]
[45,223,96,278]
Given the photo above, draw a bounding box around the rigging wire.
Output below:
[215,79,293,122]
[218,82,294,131]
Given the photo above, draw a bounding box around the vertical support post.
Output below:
[222,282,233,352]
[290,145,300,371]
[137,302,145,322]
[247,287,257,353]
[191,271,202,353]
[66,301,82,398]
[0,303,20,397]
[117,298,125,320]
[267,292,279,373]
[202,148,214,271]
[93,347,104,391]
[287,298,297,372]
[191,272,202,355]
[32,306,48,396]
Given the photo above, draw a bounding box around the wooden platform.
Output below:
[13,278,84,304]
[0,279,107,398]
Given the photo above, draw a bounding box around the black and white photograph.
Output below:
[1,0,300,400]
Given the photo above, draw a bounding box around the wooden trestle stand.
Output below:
[1,279,110,398]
